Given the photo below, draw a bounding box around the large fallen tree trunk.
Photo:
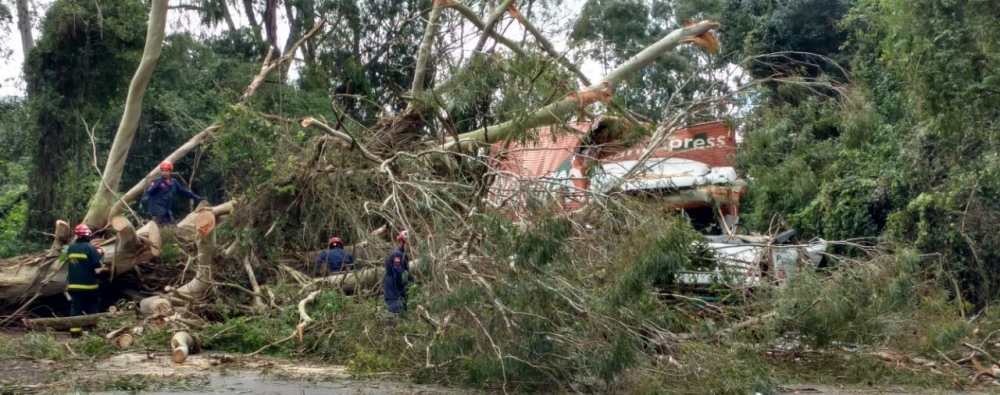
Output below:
[23,312,116,331]
[298,259,422,294]
[0,219,161,302]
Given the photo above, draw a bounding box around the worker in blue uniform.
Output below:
[314,236,355,275]
[141,161,202,225]
[383,230,411,316]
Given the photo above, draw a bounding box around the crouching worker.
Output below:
[383,230,411,317]
[141,161,202,225]
[63,224,108,337]
[314,236,355,276]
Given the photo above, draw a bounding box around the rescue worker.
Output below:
[383,230,410,316]
[314,236,355,275]
[141,161,202,225]
[63,224,108,337]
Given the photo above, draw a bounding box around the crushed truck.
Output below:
[484,117,827,288]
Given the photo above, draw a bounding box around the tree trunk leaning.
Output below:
[85,0,170,229]
[441,21,720,152]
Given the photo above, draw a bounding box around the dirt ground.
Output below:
[0,330,466,395]
[0,333,993,395]
[0,350,470,394]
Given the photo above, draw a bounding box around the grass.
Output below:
[0,332,66,360]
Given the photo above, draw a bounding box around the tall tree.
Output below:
[14,0,33,92]
[84,0,169,228]
[24,0,148,235]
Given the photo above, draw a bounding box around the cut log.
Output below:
[172,211,216,299]
[140,296,173,315]
[23,313,114,331]
[115,334,134,349]
[111,216,140,252]
[53,220,72,248]
[174,201,233,241]
[170,331,202,363]
[138,207,223,314]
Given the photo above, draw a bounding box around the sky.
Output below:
[0,0,600,97]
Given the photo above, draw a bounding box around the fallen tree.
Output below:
[0,21,322,308]
[0,219,161,302]
[22,312,117,331]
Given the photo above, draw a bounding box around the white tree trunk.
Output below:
[440,21,721,152]
[138,203,231,314]
[0,220,161,302]
[409,0,446,98]
[15,0,33,84]
[85,0,170,229]
[171,331,201,363]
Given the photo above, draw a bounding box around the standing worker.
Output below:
[64,224,108,337]
[141,161,203,225]
[383,230,411,316]
[314,236,355,276]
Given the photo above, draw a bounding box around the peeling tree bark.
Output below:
[84,0,170,230]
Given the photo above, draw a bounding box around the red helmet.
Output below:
[396,230,409,245]
[74,223,92,237]
[159,161,174,171]
[328,237,343,247]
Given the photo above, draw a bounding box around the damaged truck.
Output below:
[484,117,828,289]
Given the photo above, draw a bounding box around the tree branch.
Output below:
[438,20,721,152]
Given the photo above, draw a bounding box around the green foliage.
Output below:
[720,0,854,80]
[763,250,922,348]
[609,215,701,304]
[72,333,119,357]
[0,159,32,257]
[23,0,148,233]
[735,0,1000,305]
[0,332,66,360]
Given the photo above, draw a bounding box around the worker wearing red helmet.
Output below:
[61,224,109,337]
[141,161,203,225]
[383,230,411,316]
[314,236,355,275]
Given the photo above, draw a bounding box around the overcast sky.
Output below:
[0,0,603,98]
